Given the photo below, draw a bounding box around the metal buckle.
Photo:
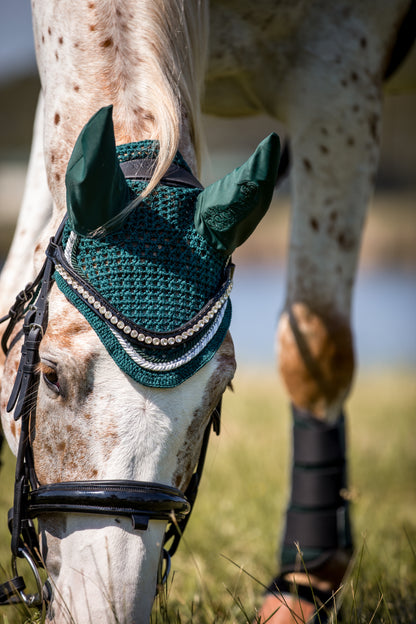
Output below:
[28,323,44,335]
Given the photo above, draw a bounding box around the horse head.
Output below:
[1,105,279,622]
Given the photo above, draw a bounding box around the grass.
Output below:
[0,368,415,623]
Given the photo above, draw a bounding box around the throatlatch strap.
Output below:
[280,406,353,573]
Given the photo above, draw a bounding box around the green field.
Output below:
[1,368,415,623]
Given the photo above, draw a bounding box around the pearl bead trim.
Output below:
[55,263,232,348]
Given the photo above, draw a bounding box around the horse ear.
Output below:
[194,133,280,255]
[65,105,131,236]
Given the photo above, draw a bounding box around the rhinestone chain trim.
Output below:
[108,302,228,372]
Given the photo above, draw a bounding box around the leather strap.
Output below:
[26,480,190,532]
[0,576,26,605]
[283,506,351,551]
[163,399,221,557]
[290,465,344,508]
[120,159,204,190]
[292,414,345,466]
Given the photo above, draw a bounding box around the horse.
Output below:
[0,1,413,622]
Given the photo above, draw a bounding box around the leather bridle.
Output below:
[0,165,223,609]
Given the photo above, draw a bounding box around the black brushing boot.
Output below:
[266,405,353,622]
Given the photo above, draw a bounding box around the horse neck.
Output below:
[32,0,208,215]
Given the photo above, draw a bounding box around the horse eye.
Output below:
[42,365,61,394]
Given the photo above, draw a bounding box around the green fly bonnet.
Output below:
[54,106,280,387]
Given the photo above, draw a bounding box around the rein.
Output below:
[0,165,222,609]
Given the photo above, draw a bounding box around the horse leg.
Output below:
[258,58,383,622]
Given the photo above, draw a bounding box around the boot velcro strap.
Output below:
[290,465,345,508]
[283,505,351,551]
[293,419,345,466]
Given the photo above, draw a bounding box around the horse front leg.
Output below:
[260,71,383,622]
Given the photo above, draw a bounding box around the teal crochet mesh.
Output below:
[54,141,232,388]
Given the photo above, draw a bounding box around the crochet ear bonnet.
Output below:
[54,106,280,387]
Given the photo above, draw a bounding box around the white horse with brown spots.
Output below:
[0,1,413,623]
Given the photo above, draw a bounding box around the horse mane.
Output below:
[133,0,208,192]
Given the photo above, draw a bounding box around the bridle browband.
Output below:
[0,163,223,609]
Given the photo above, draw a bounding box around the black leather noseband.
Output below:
[27,481,191,531]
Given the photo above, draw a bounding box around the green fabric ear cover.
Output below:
[194,132,280,255]
[65,105,131,237]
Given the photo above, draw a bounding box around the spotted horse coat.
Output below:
[0,1,414,623]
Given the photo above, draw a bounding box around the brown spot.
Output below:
[42,35,45,44]
[51,153,55,163]
[55,173,61,182]
[88,1,95,8]
[48,27,52,36]
[89,24,96,31]
[54,112,60,125]
[73,84,80,92]
[278,304,354,418]
[74,42,79,48]
[10,421,16,437]
[99,422,119,459]
[337,231,355,251]
[55,51,59,61]
[319,145,329,155]
[58,36,63,45]
[43,318,90,352]
[101,37,114,48]
[360,37,367,49]
[310,217,319,232]
[347,137,355,147]
[303,158,312,172]
[351,71,358,82]
[84,413,92,420]
[57,442,66,452]
[92,469,98,477]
